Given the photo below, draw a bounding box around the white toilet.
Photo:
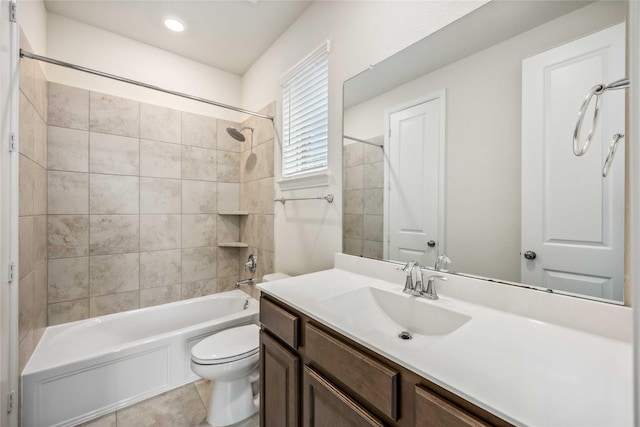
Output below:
[191,323,260,427]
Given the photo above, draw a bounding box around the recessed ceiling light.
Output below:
[164,18,185,32]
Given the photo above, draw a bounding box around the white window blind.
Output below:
[281,42,329,178]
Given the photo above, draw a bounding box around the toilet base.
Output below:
[206,371,259,427]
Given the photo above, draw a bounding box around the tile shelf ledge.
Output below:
[217,211,249,216]
[218,242,249,248]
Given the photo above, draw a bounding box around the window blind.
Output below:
[281,42,329,177]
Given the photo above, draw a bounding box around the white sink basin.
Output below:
[317,286,471,347]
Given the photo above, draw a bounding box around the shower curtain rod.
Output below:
[20,50,274,121]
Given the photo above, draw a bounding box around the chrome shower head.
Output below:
[226,126,254,142]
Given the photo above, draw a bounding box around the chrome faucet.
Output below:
[399,261,426,296]
[434,254,451,271]
[423,275,448,300]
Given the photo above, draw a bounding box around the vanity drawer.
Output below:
[415,385,490,427]
[260,296,299,349]
[305,323,399,421]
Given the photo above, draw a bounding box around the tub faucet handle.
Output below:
[244,254,257,273]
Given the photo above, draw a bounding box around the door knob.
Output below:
[427,240,436,247]
[523,251,537,260]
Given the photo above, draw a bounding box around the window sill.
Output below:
[277,172,330,191]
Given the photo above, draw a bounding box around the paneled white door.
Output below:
[385,92,445,266]
[521,23,625,301]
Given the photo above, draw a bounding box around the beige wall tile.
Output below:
[256,178,274,214]
[19,155,35,216]
[363,162,383,189]
[182,112,216,149]
[343,189,364,215]
[363,240,383,260]
[140,250,181,289]
[34,165,47,216]
[48,126,89,172]
[90,253,140,297]
[89,132,139,175]
[256,248,274,287]
[217,247,240,277]
[240,150,256,183]
[140,284,181,308]
[48,257,89,303]
[239,181,256,212]
[257,139,274,180]
[116,382,206,426]
[19,217,34,279]
[343,143,363,168]
[19,330,34,375]
[363,140,384,163]
[343,238,363,257]
[48,82,89,130]
[33,214,48,266]
[217,151,240,183]
[343,214,363,240]
[34,263,48,343]
[48,171,89,214]
[239,214,257,248]
[344,166,363,191]
[257,215,274,252]
[33,110,47,168]
[89,92,139,137]
[140,140,181,179]
[48,299,89,326]
[182,214,216,248]
[90,174,139,214]
[90,215,139,255]
[182,146,217,181]
[140,103,181,144]
[216,120,242,152]
[140,177,181,214]
[182,247,217,283]
[90,291,139,317]
[364,188,383,215]
[19,92,35,160]
[217,183,239,212]
[182,180,216,214]
[48,215,89,258]
[364,214,383,242]
[217,215,239,244]
[19,272,34,343]
[217,276,238,293]
[140,214,181,251]
[182,279,217,300]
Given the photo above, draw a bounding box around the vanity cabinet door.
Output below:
[260,330,300,427]
[415,385,490,427]
[303,366,385,427]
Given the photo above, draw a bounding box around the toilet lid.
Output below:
[191,324,260,365]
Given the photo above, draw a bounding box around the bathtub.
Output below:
[21,290,259,427]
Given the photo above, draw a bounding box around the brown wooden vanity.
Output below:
[259,294,512,427]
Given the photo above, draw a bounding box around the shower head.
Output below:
[226,126,254,142]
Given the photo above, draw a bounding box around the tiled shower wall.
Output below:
[46,82,273,325]
[343,136,384,259]
[18,33,48,372]
[238,105,276,297]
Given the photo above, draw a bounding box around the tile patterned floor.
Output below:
[78,379,259,427]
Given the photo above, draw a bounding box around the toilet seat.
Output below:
[191,324,259,365]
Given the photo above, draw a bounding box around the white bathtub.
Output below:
[21,290,259,427]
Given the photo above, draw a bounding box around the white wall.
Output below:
[344,1,626,283]
[46,13,244,121]
[241,0,487,275]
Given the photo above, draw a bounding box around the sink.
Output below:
[317,287,471,344]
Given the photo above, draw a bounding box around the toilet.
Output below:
[191,324,260,427]
[191,273,290,426]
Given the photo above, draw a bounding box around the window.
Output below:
[281,42,329,180]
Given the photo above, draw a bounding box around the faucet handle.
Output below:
[434,254,451,271]
[399,261,416,294]
[398,261,415,272]
[423,275,448,300]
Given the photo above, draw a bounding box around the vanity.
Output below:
[257,254,632,426]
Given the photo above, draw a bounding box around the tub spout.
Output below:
[235,278,254,288]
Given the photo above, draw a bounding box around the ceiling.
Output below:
[43,0,313,76]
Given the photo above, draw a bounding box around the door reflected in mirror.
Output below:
[342,0,628,304]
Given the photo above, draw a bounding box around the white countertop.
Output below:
[257,255,632,426]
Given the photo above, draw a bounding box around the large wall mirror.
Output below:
[342,0,628,304]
